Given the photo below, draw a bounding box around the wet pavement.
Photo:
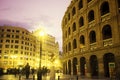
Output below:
[0,74,112,80]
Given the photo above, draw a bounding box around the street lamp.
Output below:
[37,30,45,80]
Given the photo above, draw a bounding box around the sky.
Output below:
[0,0,71,51]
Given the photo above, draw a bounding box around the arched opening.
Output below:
[88,10,94,22]
[79,16,84,27]
[68,13,70,20]
[73,57,78,75]
[68,60,71,75]
[89,31,96,44]
[68,42,71,51]
[80,35,85,45]
[68,27,71,35]
[102,25,112,40]
[73,39,77,49]
[80,57,86,76]
[72,7,76,16]
[100,1,110,16]
[90,55,99,77]
[103,53,115,77]
[72,22,76,32]
[78,0,83,10]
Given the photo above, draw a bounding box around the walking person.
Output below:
[24,63,30,79]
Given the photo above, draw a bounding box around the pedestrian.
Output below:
[31,68,35,75]
[24,63,30,79]
[14,68,17,77]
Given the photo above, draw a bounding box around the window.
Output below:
[5,45,9,48]
[100,1,110,16]
[16,30,20,33]
[0,45,2,48]
[78,0,83,10]
[68,27,71,35]
[6,40,10,43]
[15,40,19,43]
[72,7,76,16]
[15,45,19,49]
[80,35,85,45]
[89,31,96,43]
[88,10,94,22]
[72,22,76,32]
[102,25,112,40]
[6,34,10,38]
[16,35,19,38]
[68,42,71,51]
[79,16,84,27]
[73,39,77,49]
[7,29,11,32]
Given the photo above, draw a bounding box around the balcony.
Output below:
[101,13,110,22]
[90,42,97,50]
[103,38,112,47]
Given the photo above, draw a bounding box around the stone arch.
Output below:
[73,57,78,75]
[90,55,99,77]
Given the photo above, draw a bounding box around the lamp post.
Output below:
[37,30,45,80]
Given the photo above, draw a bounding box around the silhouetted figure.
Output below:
[25,63,30,79]
[14,68,17,77]
[31,68,35,75]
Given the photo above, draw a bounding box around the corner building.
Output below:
[0,26,38,69]
[62,0,120,78]
[0,26,60,71]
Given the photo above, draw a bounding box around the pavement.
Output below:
[0,74,112,80]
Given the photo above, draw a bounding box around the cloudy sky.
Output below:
[0,0,71,51]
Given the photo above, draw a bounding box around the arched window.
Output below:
[118,0,120,8]
[79,16,84,27]
[80,35,85,45]
[73,39,77,49]
[68,42,71,51]
[72,22,76,32]
[87,0,92,3]
[78,0,83,10]
[72,7,76,16]
[100,1,110,16]
[89,31,96,43]
[102,25,112,40]
[68,27,71,35]
[88,10,94,22]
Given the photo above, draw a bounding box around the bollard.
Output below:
[76,75,78,80]
[58,76,60,80]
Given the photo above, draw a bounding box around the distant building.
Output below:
[62,0,120,78]
[0,26,60,71]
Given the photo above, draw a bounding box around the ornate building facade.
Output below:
[62,0,120,78]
